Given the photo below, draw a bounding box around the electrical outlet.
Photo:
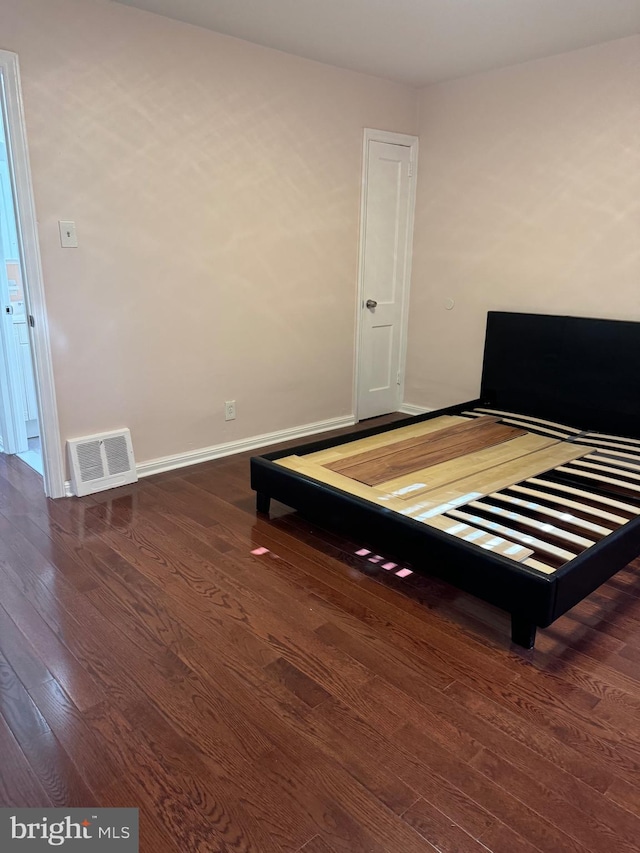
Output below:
[224,400,236,421]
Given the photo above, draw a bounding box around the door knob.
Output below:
[366,299,377,309]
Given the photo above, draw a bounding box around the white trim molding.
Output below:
[1,50,65,497]
[65,414,356,495]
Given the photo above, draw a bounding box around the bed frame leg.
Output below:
[256,492,271,515]
[511,615,537,649]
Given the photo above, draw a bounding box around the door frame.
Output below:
[353,128,418,421]
[1,50,65,497]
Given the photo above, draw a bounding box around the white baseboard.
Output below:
[64,414,356,495]
[399,403,433,416]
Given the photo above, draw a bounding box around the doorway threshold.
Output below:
[17,448,43,476]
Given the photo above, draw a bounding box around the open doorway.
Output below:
[0,49,64,497]
[0,129,42,475]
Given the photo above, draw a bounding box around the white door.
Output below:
[1,155,38,442]
[356,132,416,420]
[11,283,40,439]
[0,221,28,454]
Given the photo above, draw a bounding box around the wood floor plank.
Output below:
[16,729,99,808]
[0,560,104,713]
[0,603,54,691]
[255,740,439,853]
[214,651,417,832]
[390,722,592,853]
[0,511,99,593]
[290,564,521,690]
[98,776,183,852]
[126,677,321,852]
[469,747,639,853]
[298,837,338,853]
[245,515,529,684]
[0,651,51,747]
[254,511,526,651]
[460,668,640,785]
[478,820,548,853]
[605,777,640,819]
[28,680,123,796]
[0,711,51,807]
[8,545,275,770]
[442,681,613,793]
[85,699,282,853]
[401,797,489,852]
[367,667,619,823]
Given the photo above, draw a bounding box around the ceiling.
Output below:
[113,0,640,86]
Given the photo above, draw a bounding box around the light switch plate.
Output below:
[59,220,78,248]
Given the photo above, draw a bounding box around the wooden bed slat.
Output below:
[303,415,467,465]
[554,466,640,496]
[465,500,595,549]
[590,448,640,465]
[327,417,524,486]
[386,440,587,509]
[473,408,581,434]
[587,452,640,472]
[413,514,535,561]
[447,508,576,562]
[587,432,640,446]
[486,491,611,536]
[482,419,572,440]
[508,484,627,525]
[273,456,399,507]
[321,416,497,471]
[522,557,556,575]
[527,477,640,515]
[569,459,640,482]
[377,434,572,499]
[574,437,640,454]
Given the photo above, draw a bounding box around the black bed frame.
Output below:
[250,313,640,648]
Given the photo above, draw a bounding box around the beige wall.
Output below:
[1,0,417,465]
[406,36,640,410]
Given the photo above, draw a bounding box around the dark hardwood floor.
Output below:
[1,415,640,852]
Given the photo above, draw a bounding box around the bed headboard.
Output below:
[480,312,640,439]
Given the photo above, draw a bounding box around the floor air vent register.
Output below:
[67,428,137,496]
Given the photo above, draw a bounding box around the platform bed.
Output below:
[251,313,640,648]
